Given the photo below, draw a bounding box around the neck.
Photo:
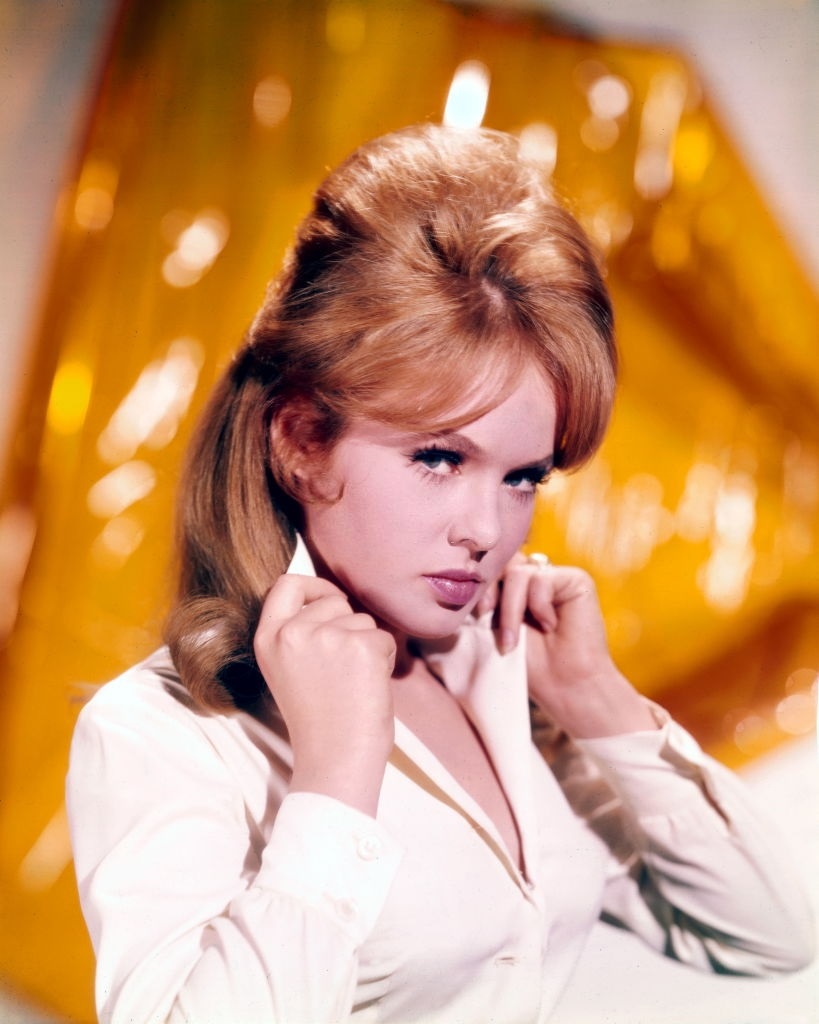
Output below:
[304,539,420,679]
[391,633,418,677]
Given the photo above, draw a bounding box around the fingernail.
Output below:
[500,628,517,653]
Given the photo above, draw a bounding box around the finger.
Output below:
[259,574,346,627]
[474,580,498,617]
[361,625,397,672]
[295,593,355,624]
[497,564,535,653]
[333,611,380,632]
[482,551,527,622]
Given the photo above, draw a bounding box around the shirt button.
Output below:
[356,835,383,861]
[335,897,359,923]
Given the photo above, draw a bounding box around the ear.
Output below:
[269,397,338,501]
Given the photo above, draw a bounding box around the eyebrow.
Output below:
[413,430,555,472]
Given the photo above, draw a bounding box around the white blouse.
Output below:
[66,548,814,1024]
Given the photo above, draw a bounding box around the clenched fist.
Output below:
[254,574,397,815]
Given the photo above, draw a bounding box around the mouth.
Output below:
[423,571,482,608]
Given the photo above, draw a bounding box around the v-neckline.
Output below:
[391,699,535,897]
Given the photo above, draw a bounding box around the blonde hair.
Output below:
[166,124,616,711]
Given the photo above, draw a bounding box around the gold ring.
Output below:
[527,552,551,569]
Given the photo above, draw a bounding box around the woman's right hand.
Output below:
[253,574,397,816]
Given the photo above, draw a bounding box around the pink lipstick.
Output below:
[424,571,481,607]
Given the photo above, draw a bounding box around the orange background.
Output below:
[0,1,816,1018]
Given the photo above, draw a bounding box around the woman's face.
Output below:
[300,369,557,641]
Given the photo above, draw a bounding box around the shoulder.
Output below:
[69,649,291,807]
[66,651,254,888]
[76,647,206,729]
[69,648,234,781]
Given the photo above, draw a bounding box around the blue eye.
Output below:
[504,467,550,493]
[410,447,462,475]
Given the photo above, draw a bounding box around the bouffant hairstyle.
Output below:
[165,123,616,711]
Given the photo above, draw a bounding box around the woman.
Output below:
[67,124,813,1024]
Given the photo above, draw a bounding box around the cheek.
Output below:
[500,499,538,552]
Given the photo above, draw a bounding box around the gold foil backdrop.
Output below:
[1,0,817,1017]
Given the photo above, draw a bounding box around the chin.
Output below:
[384,605,477,642]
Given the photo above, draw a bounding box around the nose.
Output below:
[447,484,502,557]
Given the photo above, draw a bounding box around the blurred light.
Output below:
[587,74,632,120]
[783,437,819,510]
[732,713,769,755]
[518,122,558,176]
[253,74,292,128]
[608,473,674,574]
[676,461,721,542]
[634,70,687,200]
[785,668,819,695]
[552,463,677,577]
[698,471,757,611]
[74,187,114,232]
[97,337,204,463]
[714,472,756,545]
[782,436,818,561]
[698,544,754,611]
[559,459,611,568]
[634,147,673,201]
[325,0,366,54]
[46,359,93,436]
[87,461,156,519]
[775,692,816,736]
[580,115,619,152]
[73,157,118,231]
[162,208,229,288]
[443,60,490,129]
[91,514,145,570]
[19,804,72,892]
[584,200,633,253]
[673,122,714,186]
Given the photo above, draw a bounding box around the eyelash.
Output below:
[409,447,550,496]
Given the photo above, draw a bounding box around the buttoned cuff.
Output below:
[574,701,715,818]
[254,792,404,944]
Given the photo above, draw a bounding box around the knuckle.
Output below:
[572,567,595,589]
[275,617,307,650]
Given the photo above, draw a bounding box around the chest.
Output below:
[393,672,523,871]
[350,746,609,1023]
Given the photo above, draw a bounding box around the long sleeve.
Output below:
[557,706,815,975]
[66,670,403,1024]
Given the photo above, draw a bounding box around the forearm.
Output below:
[529,658,657,739]
[84,793,403,1024]
[575,716,816,974]
[68,683,403,1024]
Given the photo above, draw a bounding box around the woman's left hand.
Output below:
[478,553,657,738]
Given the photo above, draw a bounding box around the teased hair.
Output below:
[165,123,616,710]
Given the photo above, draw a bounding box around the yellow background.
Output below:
[0,1,816,1018]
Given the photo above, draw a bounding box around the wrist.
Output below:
[290,739,391,817]
[530,668,657,739]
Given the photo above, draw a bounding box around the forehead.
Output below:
[342,370,557,459]
[363,344,550,424]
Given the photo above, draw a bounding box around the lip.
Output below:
[423,570,482,607]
